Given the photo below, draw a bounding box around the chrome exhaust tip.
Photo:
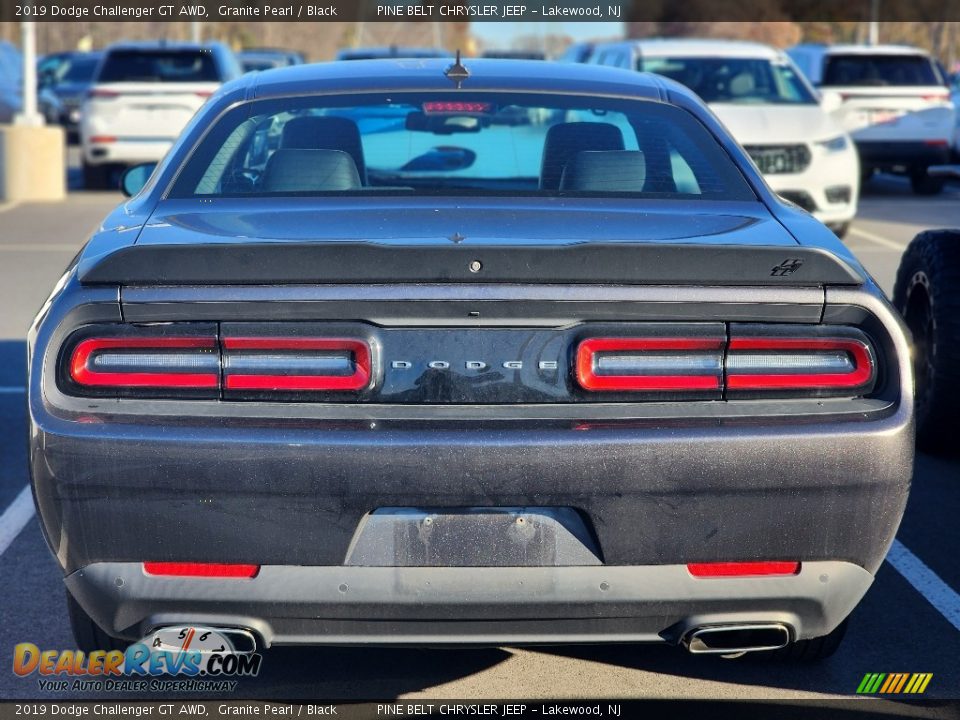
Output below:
[684,623,791,655]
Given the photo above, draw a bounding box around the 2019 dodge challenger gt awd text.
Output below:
[28,58,913,661]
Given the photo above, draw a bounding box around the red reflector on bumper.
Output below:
[687,561,801,578]
[143,562,260,578]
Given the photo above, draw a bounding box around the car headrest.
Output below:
[280,116,367,183]
[559,150,647,192]
[261,148,361,193]
[539,122,625,190]
[729,72,756,97]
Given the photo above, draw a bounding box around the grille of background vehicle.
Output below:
[744,144,812,175]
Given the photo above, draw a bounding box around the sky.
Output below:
[472,22,624,46]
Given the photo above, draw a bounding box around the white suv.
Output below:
[591,39,859,236]
[81,41,241,189]
[788,44,953,195]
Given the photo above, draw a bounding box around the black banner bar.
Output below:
[0,700,956,720]
[6,0,960,23]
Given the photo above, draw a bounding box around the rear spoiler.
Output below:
[78,242,864,287]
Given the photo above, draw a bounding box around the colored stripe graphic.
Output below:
[857,673,932,694]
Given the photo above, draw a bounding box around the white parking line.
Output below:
[848,226,909,251]
[0,486,35,559]
[887,539,960,633]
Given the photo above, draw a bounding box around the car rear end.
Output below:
[80,44,229,183]
[30,63,913,655]
[820,46,954,189]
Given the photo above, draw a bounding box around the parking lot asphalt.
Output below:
[0,176,958,702]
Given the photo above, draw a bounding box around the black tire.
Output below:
[910,168,945,195]
[82,161,111,191]
[828,222,851,240]
[66,591,129,653]
[768,619,848,661]
[893,230,960,453]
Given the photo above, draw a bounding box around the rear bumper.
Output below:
[67,560,874,645]
[82,138,174,166]
[32,409,912,576]
[855,140,950,169]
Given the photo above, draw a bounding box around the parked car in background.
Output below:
[238,48,304,73]
[80,41,241,189]
[482,50,546,60]
[788,43,953,194]
[38,51,103,142]
[31,59,912,663]
[593,39,859,237]
[336,46,447,61]
[0,41,62,125]
[557,42,595,63]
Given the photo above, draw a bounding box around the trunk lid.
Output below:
[78,198,863,286]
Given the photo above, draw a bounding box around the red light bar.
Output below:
[687,561,800,578]
[726,337,873,391]
[88,135,117,144]
[70,337,219,388]
[88,89,118,99]
[223,337,371,392]
[422,101,492,114]
[575,337,724,392]
[143,562,259,578]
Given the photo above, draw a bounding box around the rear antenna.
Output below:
[445,50,470,89]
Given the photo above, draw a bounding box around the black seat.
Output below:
[280,116,367,183]
[560,151,647,193]
[261,148,362,193]
[539,122,625,190]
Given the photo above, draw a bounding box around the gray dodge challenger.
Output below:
[28,58,914,661]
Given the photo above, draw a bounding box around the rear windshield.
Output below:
[98,50,219,83]
[169,92,755,201]
[639,56,817,105]
[822,54,942,86]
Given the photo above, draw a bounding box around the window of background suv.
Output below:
[639,56,817,105]
[822,54,943,86]
[97,50,220,83]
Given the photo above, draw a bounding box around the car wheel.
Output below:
[893,230,960,453]
[66,591,129,653]
[910,169,945,195]
[828,222,851,240]
[82,162,111,191]
[767,619,848,661]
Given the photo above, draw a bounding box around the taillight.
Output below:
[87,89,119,99]
[222,337,371,392]
[921,92,950,102]
[88,135,117,144]
[195,90,214,98]
[726,336,874,394]
[69,336,219,389]
[575,337,724,392]
[143,562,259,578]
[574,329,877,398]
[688,561,800,578]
